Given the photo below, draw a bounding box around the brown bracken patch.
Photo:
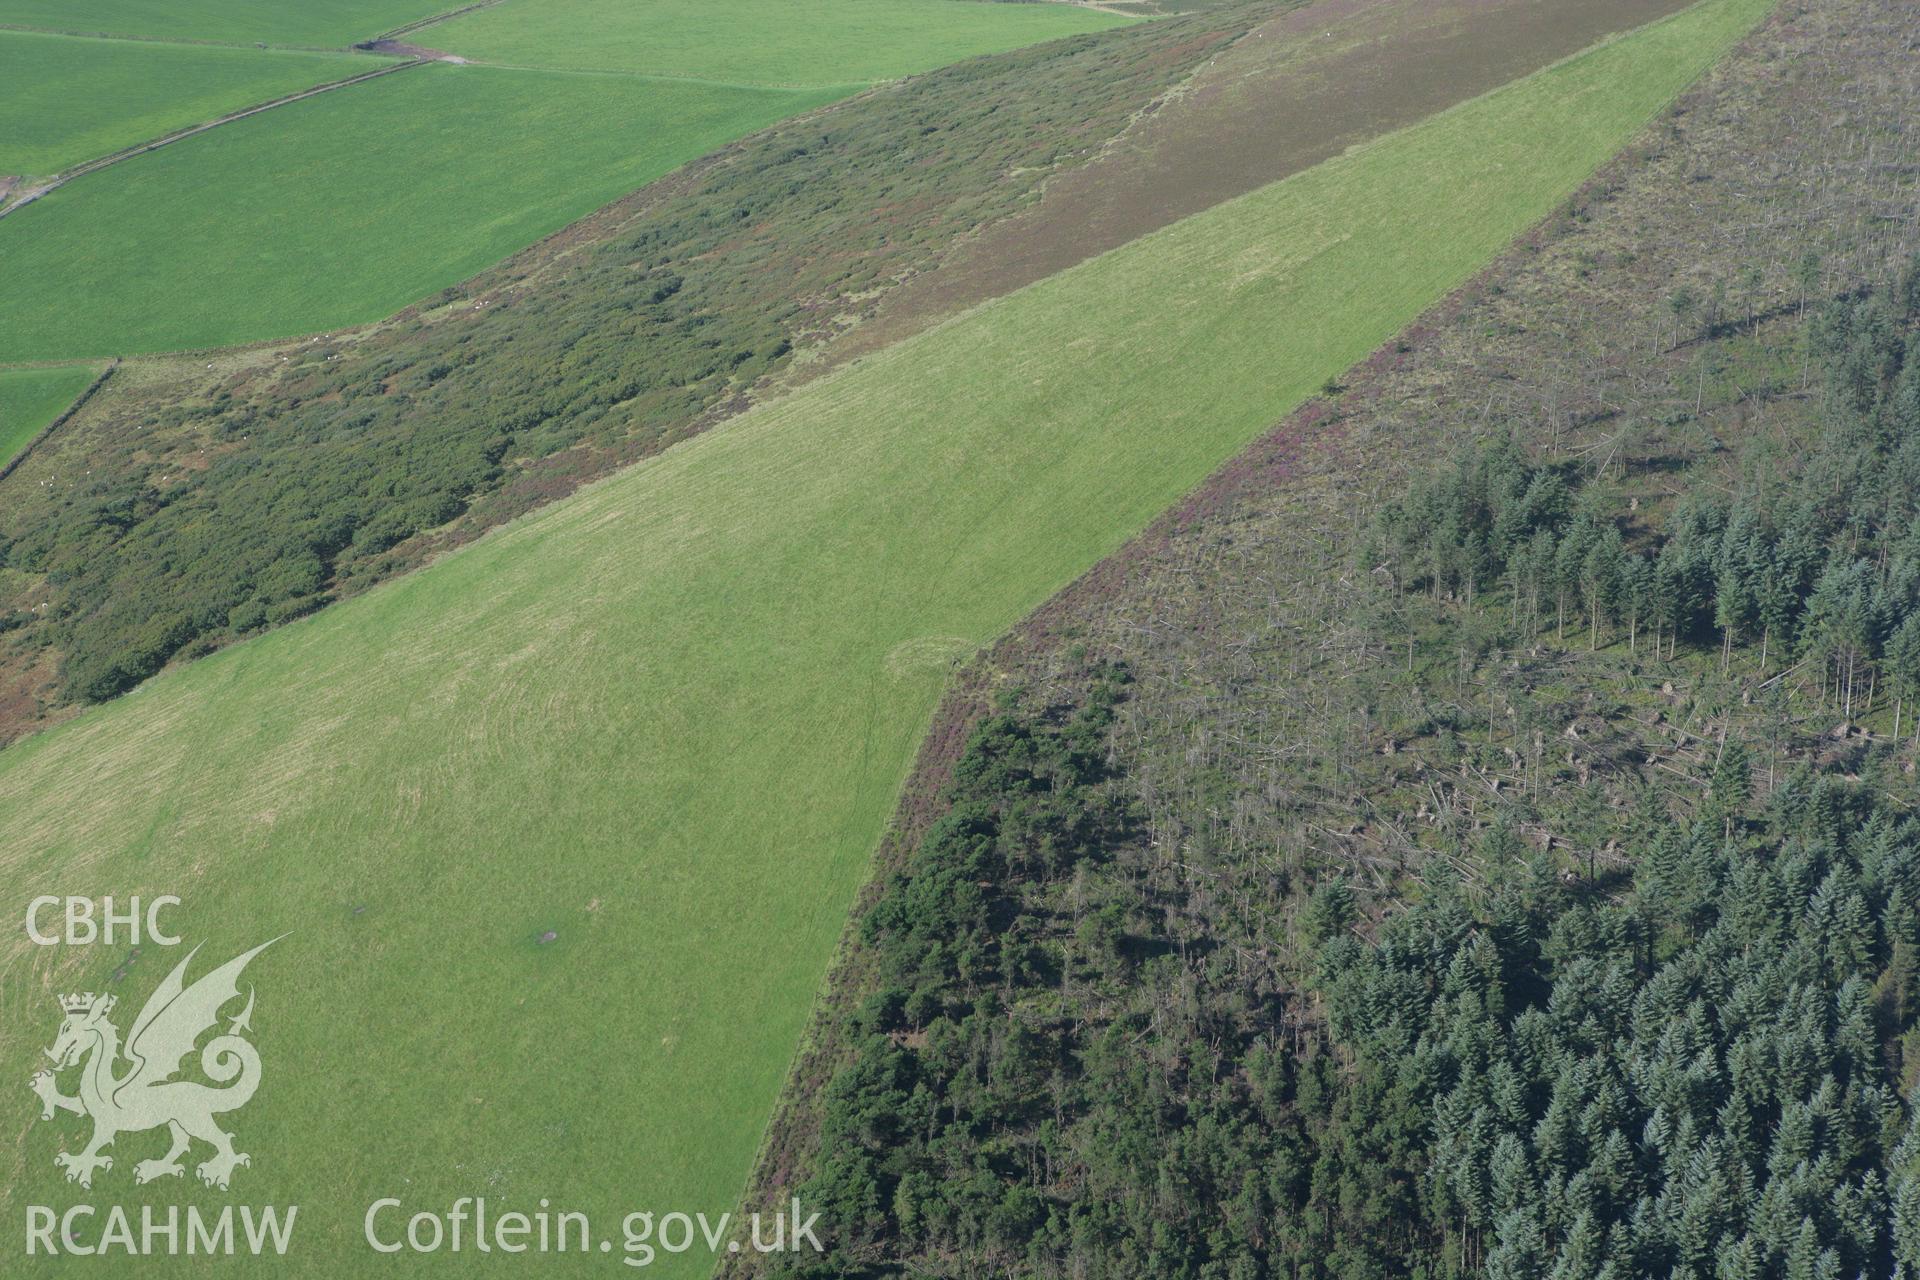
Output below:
[819,0,1695,371]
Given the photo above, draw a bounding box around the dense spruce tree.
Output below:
[1366,256,1920,711]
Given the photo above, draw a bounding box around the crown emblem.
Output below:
[34,938,279,1193]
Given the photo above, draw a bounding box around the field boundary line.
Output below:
[0,361,114,484]
[0,58,423,220]
[370,0,510,43]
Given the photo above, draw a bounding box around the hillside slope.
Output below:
[1,1,1769,1274]
[729,0,1920,1273]
[0,0,1703,746]
[824,0,1694,366]
[0,4,1268,743]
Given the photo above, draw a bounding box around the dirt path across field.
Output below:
[817,0,1695,369]
[355,37,464,60]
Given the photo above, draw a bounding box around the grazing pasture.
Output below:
[0,31,371,177]
[0,1,1769,1274]
[0,365,96,468]
[428,0,1134,85]
[0,0,451,46]
[0,65,840,361]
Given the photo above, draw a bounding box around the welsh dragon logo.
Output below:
[29,938,279,1191]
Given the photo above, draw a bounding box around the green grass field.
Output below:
[0,32,374,177]
[0,365,96,467]
[0,65,841,361]
[429,0,1133,85]
[0,0,1133,362]
[0,0,450,46]
[0,0,1769,1273]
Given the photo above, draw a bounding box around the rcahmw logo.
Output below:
[23,927,299,1258]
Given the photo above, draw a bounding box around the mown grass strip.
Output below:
[0,1,1771,1274]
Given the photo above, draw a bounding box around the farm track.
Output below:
[0,55,422,219]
